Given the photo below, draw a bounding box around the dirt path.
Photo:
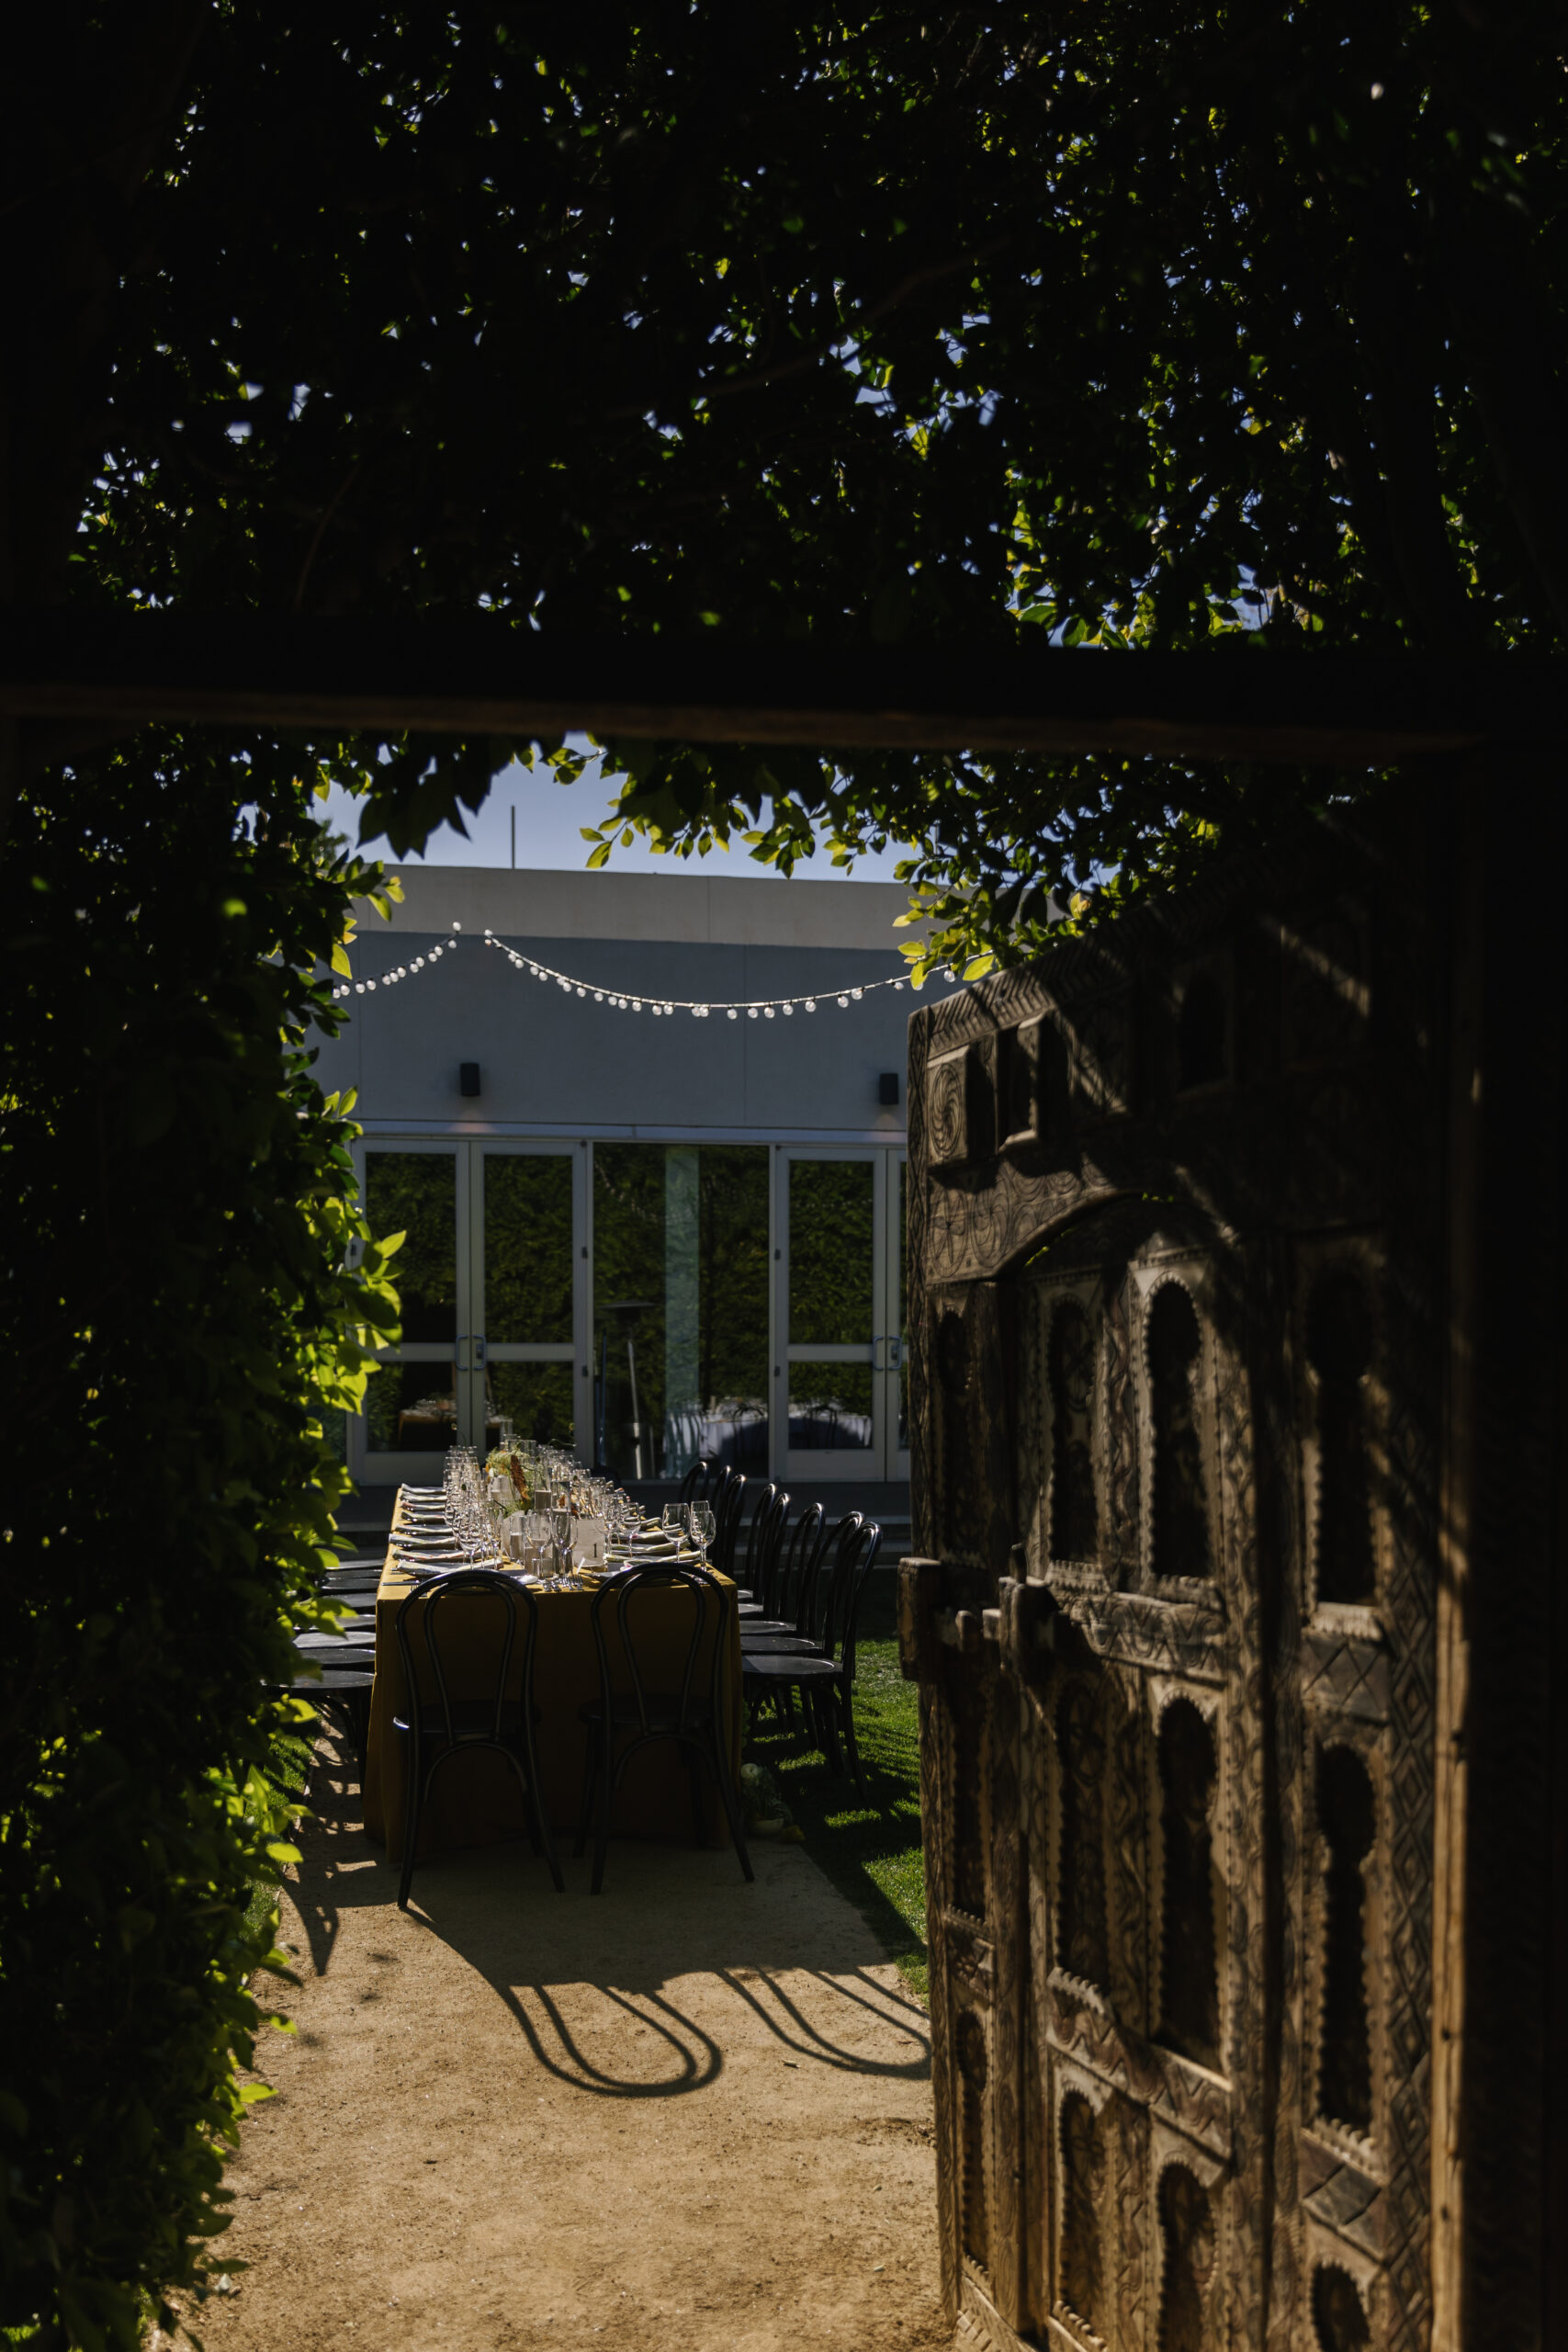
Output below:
[183,1734,948,2352]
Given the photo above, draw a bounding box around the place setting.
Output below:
[384,1442,717,1593]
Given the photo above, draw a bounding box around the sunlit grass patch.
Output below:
[745,1612,930,2005]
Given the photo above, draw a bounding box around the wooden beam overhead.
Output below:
[3,613,1564,762]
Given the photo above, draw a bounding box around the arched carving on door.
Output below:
[1311,2260,1371,2350]
[1156,1698,1221,2070]
[1156,2161,1215,2352]
[1049,1296,1099,1561]
[1058,2090,1106,2335]
[1306,1266,1376,1606]
[1147,1283,1212,1580]
[1055,1680,1110,1988]
[1317,1741,1376,2135]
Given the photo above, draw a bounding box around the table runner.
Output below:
[361,1490,744,1864]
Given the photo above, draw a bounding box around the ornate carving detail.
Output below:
[1302,1628,1390,1724]
[1044,1982,1234,2165]
[1147,1284,1214,1582]
[1055,1680,1111,1990]
[1315,1744,1376,2139]
[946,1653,990,1922]
[913,816,1443,2352]
[1068,992,1134,1126]
[1051,1298,1101,1563]
[1051,1587,1227,1685]
[1058,2087,1110,2339]
[1103,1274,1140,1587]
[956,2003,992,2271]
[1155,2159,1218,2352]
[1300,2134,1385,2260]
[998,1012,1065,1153]
[1309,2259,1372,2351]
[1154,1699,1223,2073]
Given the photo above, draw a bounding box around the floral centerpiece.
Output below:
[485,1445,531,1507]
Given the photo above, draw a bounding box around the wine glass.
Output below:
[688,1503,716,1566]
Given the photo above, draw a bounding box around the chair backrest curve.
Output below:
[395,1567,535,1748]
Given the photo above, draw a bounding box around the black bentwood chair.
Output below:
[739,1501,827,1637]
[678,1457,708,1509]
[713,1472,749,1584]
[575,1565,754,1894]
[730,1481,777,1600]
[679,1456,726,1509]
[742,1518,883,1793]
[735,1487,790,1619]
[393,1568,564,1911]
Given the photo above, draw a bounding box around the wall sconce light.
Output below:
[459,1062,481,1098]
[878,1071,900,1106]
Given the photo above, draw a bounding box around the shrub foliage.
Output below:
[0,732,399,2347]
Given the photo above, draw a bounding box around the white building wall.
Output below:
[317,865,931,1138]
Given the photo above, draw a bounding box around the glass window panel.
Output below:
[484,1154,573,1343]
[489,1363,576,1449]
[789,1159,874,1344]
[364,1153,457,1342]
[593,1143,768,1480]
[366,1361,457,1453]
[787,1363,874,1451]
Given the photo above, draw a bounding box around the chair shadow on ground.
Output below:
[281,1731,931,2106]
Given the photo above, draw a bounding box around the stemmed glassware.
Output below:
[686,1502,716,1568]
[433,1443,658,1583]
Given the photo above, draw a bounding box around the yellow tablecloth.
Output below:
[361,1495,743,1864]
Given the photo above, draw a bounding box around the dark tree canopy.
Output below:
[9,6,1562,964]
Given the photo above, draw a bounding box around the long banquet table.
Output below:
[361,1490,744,1865]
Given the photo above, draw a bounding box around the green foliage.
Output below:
[0,732,400,2347]
[79,4,1567,969]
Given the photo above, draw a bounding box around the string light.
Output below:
[329,920,922,1013]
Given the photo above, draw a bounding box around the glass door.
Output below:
[591,1143,772,1481]
[355,1141,468,1486]
[777,1149,900,1482]
[473,1143,587,1456]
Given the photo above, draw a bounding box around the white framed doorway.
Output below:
[773,1146,908,1483]
[350,1138,591,1486]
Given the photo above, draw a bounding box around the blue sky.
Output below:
[316,740,913,880]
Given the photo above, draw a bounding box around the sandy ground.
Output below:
[178,1733,948,2352]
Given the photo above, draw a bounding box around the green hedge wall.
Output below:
[0,731,400,2347]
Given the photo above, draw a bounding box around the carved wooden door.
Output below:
[901,822,1446,2352]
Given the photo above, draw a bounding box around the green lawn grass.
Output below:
[743,1577,930,2004]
